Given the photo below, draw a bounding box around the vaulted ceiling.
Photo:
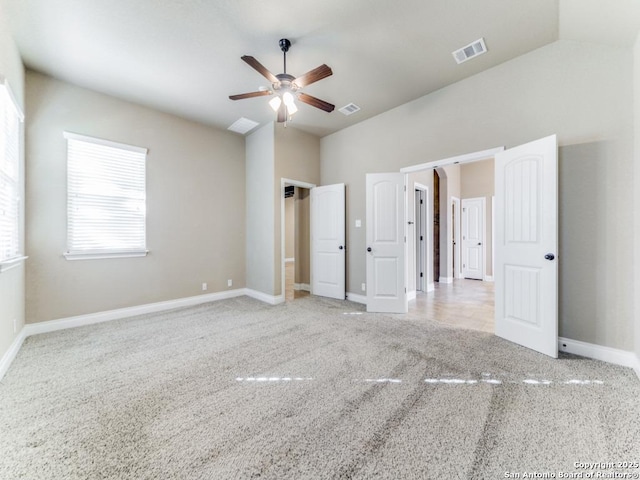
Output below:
[3,0,639,137]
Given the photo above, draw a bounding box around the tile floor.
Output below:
[287,260,494,333]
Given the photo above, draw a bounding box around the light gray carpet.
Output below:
[1,295,639,480]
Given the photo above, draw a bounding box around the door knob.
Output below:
[544,253,555,261]
[367,247,372,252]
[477,242,482,246]
[338,245,344,250]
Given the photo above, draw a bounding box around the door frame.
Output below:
[414,183,429,293]
[280,178,316,301]
[401,147,503,289]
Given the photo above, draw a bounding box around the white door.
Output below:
[462,197,484,280]
[366,173,407,313]
[310,184,346,299]
[495,134,558,358]
[415,190,424,292]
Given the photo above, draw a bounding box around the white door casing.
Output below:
[366,173,407,313]
[495,134,558,358]
[451,196,461,279]
[310,184,346,299]
[462,197,485,280]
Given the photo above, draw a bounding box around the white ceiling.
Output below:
[2,0,639,137]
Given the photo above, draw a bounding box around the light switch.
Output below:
[355,219,362,228]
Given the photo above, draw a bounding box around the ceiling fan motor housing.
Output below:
[274,73,298,92]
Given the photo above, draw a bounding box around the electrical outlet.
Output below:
[202,283,207,291]
[361,283,366,292]
[227,279,233,287]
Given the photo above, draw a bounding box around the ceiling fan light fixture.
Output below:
[283,91,297,115]
[269,96,282,112]
[283,91,295,106]
[286,101,298,116]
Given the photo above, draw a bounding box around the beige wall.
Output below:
[245,124,319,299]
[461,159,494,277]
[25,71,246,323]
[321,39,634,351]
[274,126,320,296]
[0,3,25,363]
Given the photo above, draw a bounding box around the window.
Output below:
[64,132,148,260]
[0,78,24,271]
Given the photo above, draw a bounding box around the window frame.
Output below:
[63,131,149,261]
[0,77,26,273]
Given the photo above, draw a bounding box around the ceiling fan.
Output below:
[229,38,335,123]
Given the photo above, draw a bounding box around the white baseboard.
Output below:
[293,283,310,292]
[245,289,285,305]
[484,275,494,282]
[346,292,367,304]
[559,337,640,379]
[0,327,27,381]
[439,276,453,284]
[285,258,295,263]
[407,290,416,301]
[25,289,248,337]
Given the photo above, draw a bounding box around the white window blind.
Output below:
[0,80,23,265]
[65,132,148,259]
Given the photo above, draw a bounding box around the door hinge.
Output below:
[405,287,407,293]
[420,235,423,241]
[420,272,423,278]
[420,199,423,204]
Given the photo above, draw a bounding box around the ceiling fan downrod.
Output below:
[279,38,291,74]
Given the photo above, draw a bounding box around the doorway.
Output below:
[282,180,314,302]
[407,157,496,333]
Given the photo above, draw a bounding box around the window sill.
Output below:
[0,255,28,273]
[64,250,149,261]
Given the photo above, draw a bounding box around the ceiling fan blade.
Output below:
[277,103,287,123]
[241,56,279,83]
[293,64,333,88]
[229,90,272,100]
[298,93,335,113]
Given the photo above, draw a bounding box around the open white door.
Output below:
[495,135,558,357]
[366,173,407,313]
[310,184,346,299]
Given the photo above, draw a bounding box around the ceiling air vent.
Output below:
[452,38,487,64]
[338,103,361,116]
